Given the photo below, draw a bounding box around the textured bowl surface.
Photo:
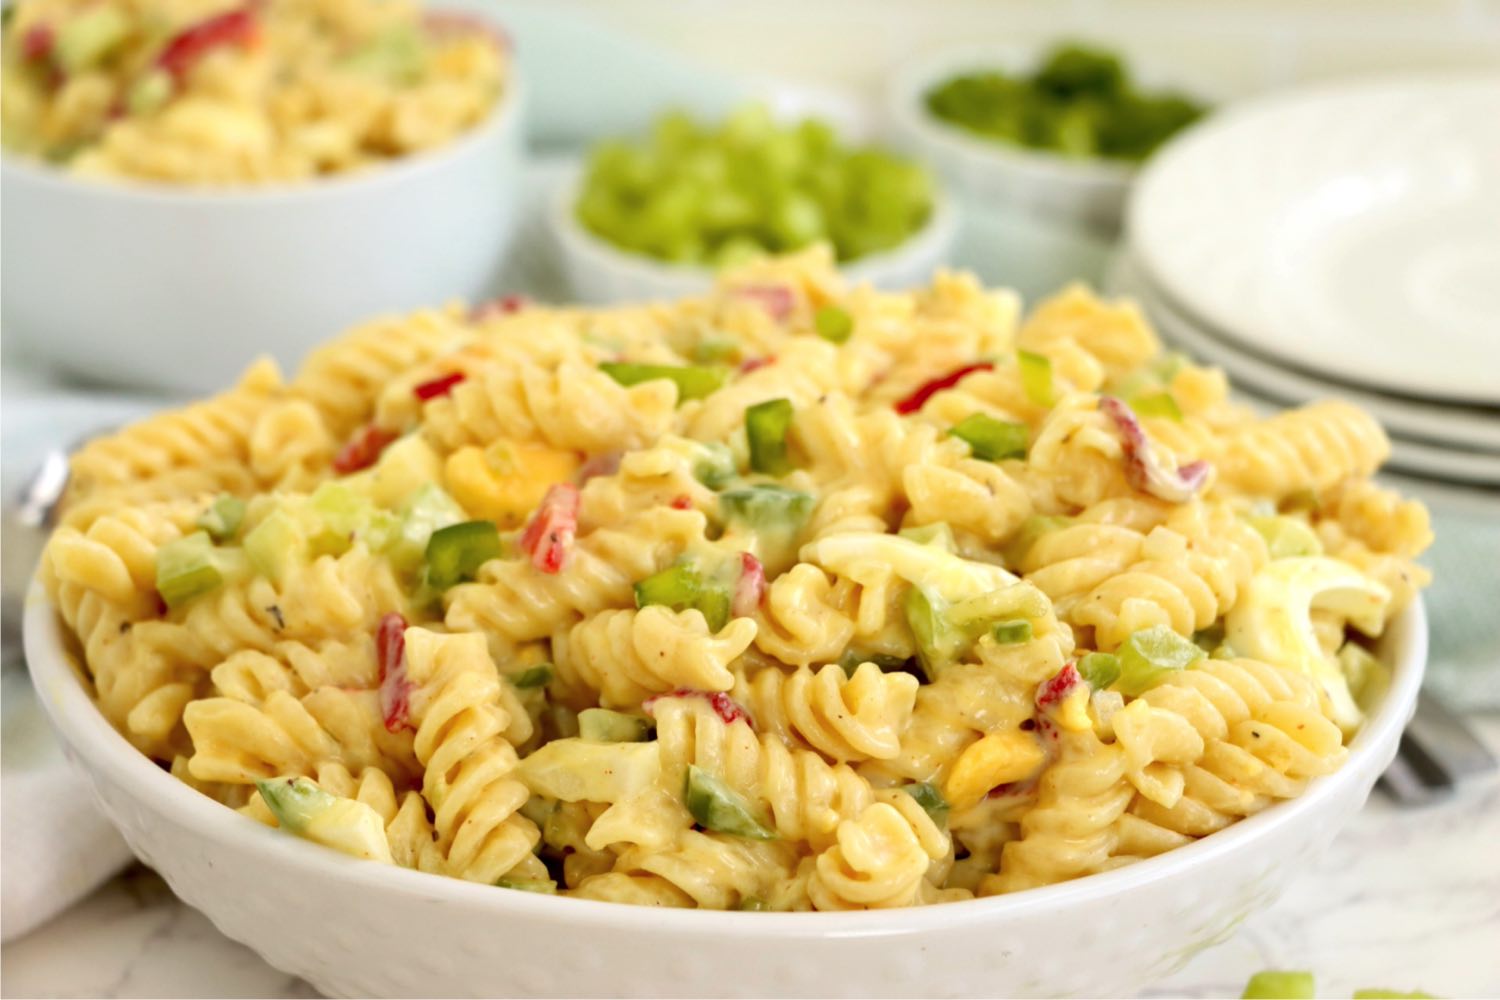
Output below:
[1,56,524,396]
[549,166,960,305]
[23,580,1425,999]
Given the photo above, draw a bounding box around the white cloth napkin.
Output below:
[0,374,159,943]
[1,670,137,942]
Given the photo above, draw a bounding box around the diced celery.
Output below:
[197,495,245,542]
[155,531,223,608]
[340,25,424,85]
[127,70,173,116]
[599,362,728,402]
[898,522,957,552]
[1018,350,1056,406]
[1077,651,1121,690]
[901,781,949,825]
[684,765,775,839]
[814,305,854,343]
[719,484,815,532]
[1117,625,1204,696]
[511,664,554,689]
[949,413,1029,461]
[243,510,304,585]
[905,586,967,673]
[55,4,130,73]
[309,481,370,556]
[693,442,738,489]
[693,338,738,364]
[424,520,501,590]
[255,777,393,863]
[1130,391,1182,421]
[1241,971,1316,1000]
[578,708,652,743]
[1247,515,1323,560]
[496,878,557,894]
[1339,641,1390,711]
[990,619,1033,644]
[388,484,466,571]
[946,586,1048,633]
[745,398,795,476]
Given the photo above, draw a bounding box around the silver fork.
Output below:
[1380,691,1498,806]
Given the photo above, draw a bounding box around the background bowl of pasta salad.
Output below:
[22,579,1425,998]
[0,0,524,394]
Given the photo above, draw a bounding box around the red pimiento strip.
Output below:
[738,356,775,375]
[332,424,399,474]
[732,552,765,618]
[377,613,413,733]
[1036,661,1082,712]
[470,293,529,321]
[893,362,995,415]
[157,7,259,81]
[643,689,751,726]
[1098,396,1210,503]
[733,284,794,322]
[22,24,55,60]
[518,483,580,574]
[413,371,466,401]
[669,494,694,510]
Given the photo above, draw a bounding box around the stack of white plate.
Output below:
[1114,73,1500,512]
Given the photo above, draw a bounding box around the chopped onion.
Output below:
[1099,395,1210,503]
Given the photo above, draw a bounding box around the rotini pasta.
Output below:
[41,249,1427,909]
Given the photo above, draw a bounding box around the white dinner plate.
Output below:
[1105,254,1500,488]
[1106,253,1500,455]
[1129,74,1500,406]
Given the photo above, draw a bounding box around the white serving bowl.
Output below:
[550,165,960,305]
[24,580,1425,999]
[0,50,524,396]
[887,44,1210,234]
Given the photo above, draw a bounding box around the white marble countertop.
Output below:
[4,716,1499,999]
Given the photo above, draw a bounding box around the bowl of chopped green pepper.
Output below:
[552,103,957,303]
[890,42,1210,232]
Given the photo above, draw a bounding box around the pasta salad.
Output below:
[41,250,1431,909]
[1,0,506,185]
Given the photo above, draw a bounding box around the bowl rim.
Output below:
[23,575,1426,934]
[548,159,961,291]
[0,13,523,207]
[886,41,1217,185]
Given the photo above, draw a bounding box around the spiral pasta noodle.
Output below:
[40,250,1426,909]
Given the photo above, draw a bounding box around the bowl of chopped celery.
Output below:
[889,42,1211,232]
[551,104,958,303]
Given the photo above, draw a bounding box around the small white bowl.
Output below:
[550,165,960,305]
[887,44,1209,234]
[0,44,524,395]
[24,576,1425,999]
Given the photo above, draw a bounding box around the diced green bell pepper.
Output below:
[745,397,795,476]
[600,362,728,402]
[424,520,501,590]
[684,765,775,839]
